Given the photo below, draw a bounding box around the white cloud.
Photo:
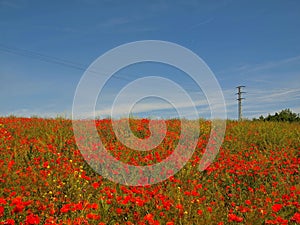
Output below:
[94,98,209,118]
[219,55,300,75]
[246,88,300,104]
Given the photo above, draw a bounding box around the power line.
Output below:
[0,43,132,82]
[0,43,203,93]
[0,44,86,70]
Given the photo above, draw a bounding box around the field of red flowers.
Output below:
[0,117,299,225]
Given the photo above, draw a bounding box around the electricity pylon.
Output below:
[236,86,246,120]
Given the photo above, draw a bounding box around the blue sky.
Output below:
[0,0,300,119]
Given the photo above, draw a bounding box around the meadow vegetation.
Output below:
[0,117,299,224]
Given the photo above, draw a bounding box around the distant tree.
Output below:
[254,109,300,122]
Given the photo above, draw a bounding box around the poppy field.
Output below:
[0,117,299,224]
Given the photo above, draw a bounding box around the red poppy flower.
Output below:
[3,219,15,225]
[0,206,4,216]
[60,204,71,213]
[228,213,243,222]
[272,204,282,213]
[116,208,123,214]
[166,222,174,225]
[144,213,154,222]
[25,214,40,224]
[87,213,101,220]
[245,200,251,205]
[92,182,100,189]
[197,209,203,215]
[291,212,300,223]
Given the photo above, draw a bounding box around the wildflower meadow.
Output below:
[0,117,299,224]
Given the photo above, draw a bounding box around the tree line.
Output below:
[253,109,300,122]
